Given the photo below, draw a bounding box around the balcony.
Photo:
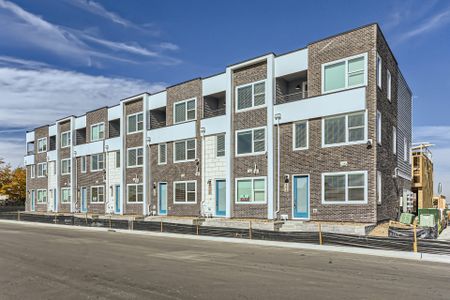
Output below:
[276,70,308,104]
[203,91,225,119]
[109,118,120,138]
[149,107,167,129]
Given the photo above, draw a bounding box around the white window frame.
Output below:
[216,134,226,157]
[173,98,197,124]
[377,53,382,89]
[235,176,267,204]
[61,158,71,175]
[30,164,35,178]
[387,69,392,101]
[61,187,71,204]
[61,131,71,148]
[293,121,309,151]
[81,156,87,173]
[90,185,105,203]
[393,126,397,155]
[37,137,47,153]
[235,126,266,157]
[127,184,144,203]
[90,153,104,172]
[127,112,144,134]
[322,111,368,147]
[37,189,47,204]
[377,110,382,145]
[127,147,143,168]
[321,171,368,205]
[173,139,196,163]
[173,180,197,204]
[321,53,368,94]
[90,122,105,142]
[37,162,47,178]
[158,143,167,165]
[377,171,382,205]
[235,80,266,112]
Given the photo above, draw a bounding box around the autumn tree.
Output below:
[0,158,26,204]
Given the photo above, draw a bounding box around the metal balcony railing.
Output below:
[277,90,308,104]
[203,107,226,119]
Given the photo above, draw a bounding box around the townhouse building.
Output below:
[24,23,413,223]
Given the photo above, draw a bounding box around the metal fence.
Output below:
[1,212,449,256]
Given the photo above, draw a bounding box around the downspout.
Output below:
[274,113,281,219]
[200,127,206,217]
[104,141,109,214]
[146,137,151,215]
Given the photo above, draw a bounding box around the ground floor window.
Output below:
[37,189,47,203]
[322,171,367,204]
[91,186,105,203]
[236,177,266,203]
[61,188,71,203]
[174,181,196,203]
[127,184,143,203]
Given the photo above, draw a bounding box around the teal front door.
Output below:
[80,187,87,213]
[159,183,167,215]
[215,180,226,216]
[30,190,35,211]
[114,185,121,214]
[293,175,309,219]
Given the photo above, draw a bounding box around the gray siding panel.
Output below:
[397,71,412,177]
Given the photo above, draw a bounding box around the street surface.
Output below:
[0,221,449,299]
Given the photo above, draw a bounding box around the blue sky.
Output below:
[0,0,449,194]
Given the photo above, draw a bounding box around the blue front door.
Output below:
[216,180,226,216]
[80,187,87,213]
[293,176,309,219]
[115,185,121,214]
[159,183,167,215]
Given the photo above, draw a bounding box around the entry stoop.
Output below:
[280,221,376,236]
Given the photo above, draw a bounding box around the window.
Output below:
[404,137,408,162]
[127,184,143,203]
[387,69,392,101]
[37,189,47,203]
[174,98,196,123]
[236,177,266,203]
[127,113,143,133]
[216,134,225,157]
[236,80,266,111]
[91,186,105,203]
[322,172,367,204]
[293,121,308,150]
[61,158,71,175]
[37,162,47,177]
[236,127,266,156]
[323,54,366,93]
[377,110,382,145]
[377,53,382,88]
[90,123,105,142]
[393,126,397,155]
[323,112,366,146]
[115,151,120,168]
[61,188,71,203]
[377,171,382,205]
[91,153,104,171]
[81,156,87,173]
[30,165,35,178]
[37,138,47,153]
[61,131,71,148]
[158,143,167,164]
[174,139,196,162]
[174,181,196,204]
[127,147,143,167]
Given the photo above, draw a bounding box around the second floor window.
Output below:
[91,153,104,171]
[174,139,196,162]
[127,113,143,133]
[236,81,265,111]
[236,127,265,156]
[61,131,71,148]
[323,112,365,146]
[127,147,143,167]
[37,138,47,153]
[37,163,47,177]
[323,54,366,93]
[61,158,71,175]
[90,123,105,141]
[174,98,196,123]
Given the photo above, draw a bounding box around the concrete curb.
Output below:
[2,219,450,264]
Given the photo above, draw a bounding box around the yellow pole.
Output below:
[413,224,418,253]
[249,221,252,240]
[160,221,163,232]
[318,223,323,245]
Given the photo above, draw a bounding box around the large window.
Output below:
[91,186,105,203]
[216,134,225,157]
[61,131,71,148]
[236,177,266,203]
[293,121,308,150]
[127,184,143,203]
[323,54,366,93]
[127,112,143,134]
[90,123,105,142]
[323,112,366,146]
[37,138,47,153]
[174,181,196,204]
[91,153,104,171]
[127,147,143,167]
[236,127,265,156]
[174,98,196,124]
[174,139,196,162]
[37,162,47,178]
[322,172,367,204]
[37,189,47,203]
[61,188,71,203]
[61,158,71,175]
[236,80,265,111]
[158,143,167,164]
[377,53,382,88]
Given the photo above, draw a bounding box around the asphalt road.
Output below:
[0,222,449,300]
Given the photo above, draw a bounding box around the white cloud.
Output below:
[400,7,450,41]
[0,136,25,168]
[67,0,133,28]
[0,56,51,69]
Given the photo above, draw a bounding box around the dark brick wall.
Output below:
[58,120,72,213]
[76,155,106,214]
[86,107,108,143]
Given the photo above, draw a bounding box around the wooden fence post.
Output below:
[249,221,252,240]
[318,223,323,245]
[17,211,20,221]
[160,221,163,232]
[413,224,418,253]
[196,223,199,235]
[109,215,112,229]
